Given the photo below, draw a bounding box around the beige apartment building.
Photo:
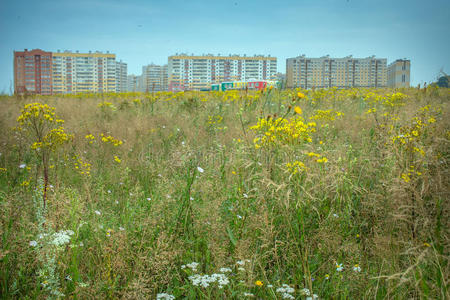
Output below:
[168,54,277,91]
[52,50,118,94]
[387,59,410,88]
[286,55,387,89]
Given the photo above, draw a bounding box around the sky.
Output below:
[1,0,449,93]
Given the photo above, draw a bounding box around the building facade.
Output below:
[52,50,117,94]
[387,59,410,88]
[142,64,168,92]
[286,55,387,89]
[14,49,53,95]
[116,60,128,92]
[14,49,127,95]
[127,75,142,92]
[168,54,277,91]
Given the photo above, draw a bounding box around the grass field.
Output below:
[0,87,448,299]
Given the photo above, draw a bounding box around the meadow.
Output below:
[0,86,448,299]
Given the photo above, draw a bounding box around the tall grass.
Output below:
[0,87,448,299]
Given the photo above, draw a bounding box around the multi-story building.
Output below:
[387,59,410,88]
[127,74,144,92]
[142,64,168,92]
[168,54,277,91]
[116,60,128,92]
[286,55,387,89]
[14,49,53,95]
[52,50,117,94]
[14,49,127,95]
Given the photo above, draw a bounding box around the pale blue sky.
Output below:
[1,0,449,93]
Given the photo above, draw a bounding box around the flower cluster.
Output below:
[310,109,344,121]
[100,133,123,146]
[286,160,307,174]
[16,103,64,127]
[72,155,91,176]
[189,273,230,289]
[207,115,223,125]
[250,116,316,149]
[50,230,74,246]
[306,152,328,164]
[97,101,116,110]
[156,293,175,300]
[85,134,95,144]
[401,165,422,183]
[276,284,295,299]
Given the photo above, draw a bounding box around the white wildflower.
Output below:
[188,273,229,288]
[186,262,199,272]
[243,292,254,297]
[156,293,175,300]
[107,190,111,194]
[243,193,248,198]
[50,230,73,246]
[301,288,311,296]
[197,166,204,173]
[119,227,125,231]
[277,284,295,299]
[19,163,26,169]
[95,210,101,215]
[336,263,343,272]
[29,240,38,247]
[306,295,319,300]
[219,267,232,273]
[353,264,361,272]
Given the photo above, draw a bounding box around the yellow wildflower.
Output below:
[255,280,263,287]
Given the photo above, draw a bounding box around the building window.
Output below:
[402,74,405,82]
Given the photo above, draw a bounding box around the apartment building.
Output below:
[52,50,118,93]
[14,49,53,95]
[286,55,387,89]
[387,59,410,88]
[142,64,168,92]
[14,49,127,95]
[127,75,142,92]
[116,60,128,92]
[168,54,277,91]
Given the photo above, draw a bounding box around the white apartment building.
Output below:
[387,59,410,88]
[127,75,142,92]
[168,54,277,91]
[142,64,168,92]
[52,50,125,94]
[286,55,387,89]
[116,60,128,92]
